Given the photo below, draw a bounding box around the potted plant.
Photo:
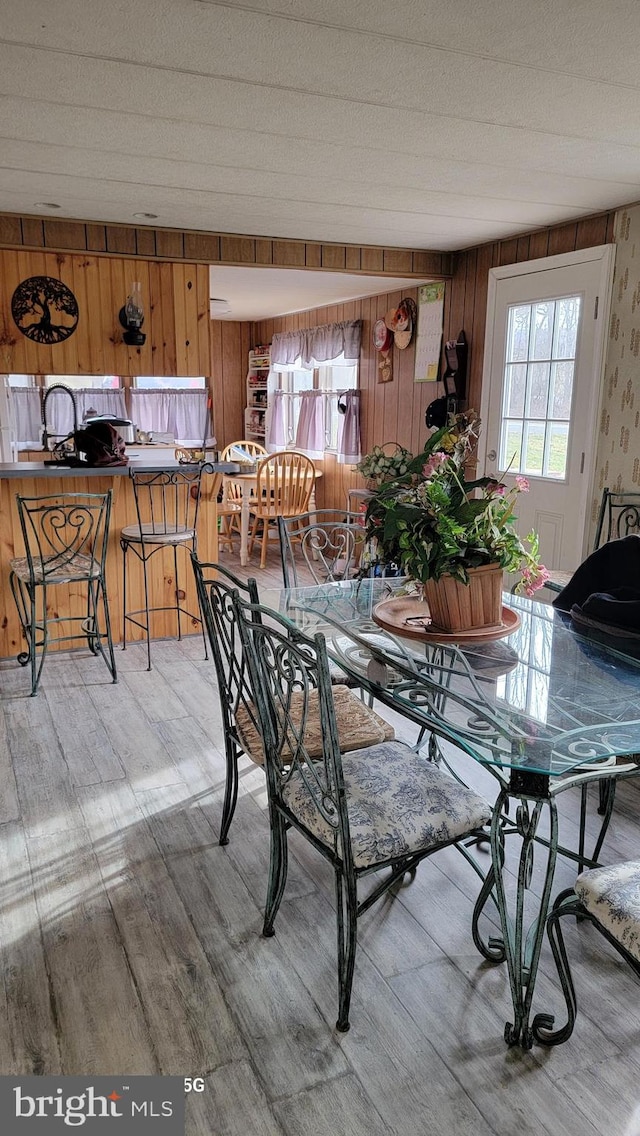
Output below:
[355,442,413,489]
[362,413,549,631]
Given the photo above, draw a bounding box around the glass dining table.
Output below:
[262,575,640,1049]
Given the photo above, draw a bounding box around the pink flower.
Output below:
[515,475,530,492]
[520,564,550,596]
[486,480,507,496]
[422,452,448,478]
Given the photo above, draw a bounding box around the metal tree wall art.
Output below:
[11,276,79,344]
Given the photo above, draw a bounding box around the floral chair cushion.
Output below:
[282,740,492,869]
[576,860,640,964]
[234,684,394,767]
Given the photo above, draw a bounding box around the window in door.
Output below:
[500,296,581,480]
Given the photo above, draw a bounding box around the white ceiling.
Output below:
[0,0,639,252]
[208,266,418,319]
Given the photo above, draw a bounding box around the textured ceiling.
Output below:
[0,0,639,251]
[208,266,419,320]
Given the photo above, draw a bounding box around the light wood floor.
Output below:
[2,541,640,1135]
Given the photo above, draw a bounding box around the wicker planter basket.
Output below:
[423,563,503,632]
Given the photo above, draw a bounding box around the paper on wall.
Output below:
[414,283,445,383]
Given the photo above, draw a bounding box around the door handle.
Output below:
[487,449,497,461]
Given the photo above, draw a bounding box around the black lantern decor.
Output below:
[119,281,146,346]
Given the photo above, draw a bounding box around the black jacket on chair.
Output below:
[552,535,640,633]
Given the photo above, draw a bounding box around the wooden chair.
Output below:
[218,440,268,550]
[538,860,640,1045]
[233,592,492,1030]
[545,487,640,594]
[248,451,316,568]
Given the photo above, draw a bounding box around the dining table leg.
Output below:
[240,483,251,567]
[473,778,559,1049]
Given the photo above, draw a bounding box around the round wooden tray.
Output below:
[372,596,521,643]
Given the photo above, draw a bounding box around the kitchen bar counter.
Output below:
[0,460,237,661]
[0,458,238,478]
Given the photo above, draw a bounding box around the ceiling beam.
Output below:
[0,212,453,279]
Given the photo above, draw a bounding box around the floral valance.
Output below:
[270,320,362,367]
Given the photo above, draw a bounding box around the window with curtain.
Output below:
[9,388,43,449]
[130,387,211,445]
[46,388,128,441]
[267,321,361,461]
[267,355,359,459]
[7,379,126,448]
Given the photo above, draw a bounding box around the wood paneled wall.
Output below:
[209,318,252,450]
[0,212,452,278]
[0,249,211,377]
[253,210,618,512]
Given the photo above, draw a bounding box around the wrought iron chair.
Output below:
[234,593,492,1031]
[545,486,640,594]
[538,860,640,1046]
[248,451,315,568]
[191,556,395,846]
[278,510,366,589]
[121,467,206,670]
[9,491,117,696]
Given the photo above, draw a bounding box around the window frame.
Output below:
[271,355,358,453]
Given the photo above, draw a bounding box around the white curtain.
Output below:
[46,388,127,442]
[271,320,362,367]
[130,389,210,445]
[336,389,362,464]
[266,388,287,450]
[10,388,43,449]
[294,390,325,459]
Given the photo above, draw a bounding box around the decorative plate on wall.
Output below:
[373,317,393,352]
[11,276,79,344]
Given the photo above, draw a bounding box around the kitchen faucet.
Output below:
[42,383,78,452]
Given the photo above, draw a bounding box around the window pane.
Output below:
[499,293,581,483]
[506,306,531,363]
[499,420,523,471]
[544,423,569,479]
[525,362,550,419]
[7,373,34,386]
[530,303,553,361]
[549,361,574,419]
[503,364,526,417]
[553,296,581,359]
[522,421,545,476]
[317,363,358,391]
[45,374,120,388]
[135,376,205,389]
[290,369,314,392]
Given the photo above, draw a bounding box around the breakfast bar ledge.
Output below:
[0,458,237,659]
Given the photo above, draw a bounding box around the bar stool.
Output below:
[121,467,207,670]
[9,491,117,696]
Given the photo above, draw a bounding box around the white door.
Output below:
[480,246,615,574]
